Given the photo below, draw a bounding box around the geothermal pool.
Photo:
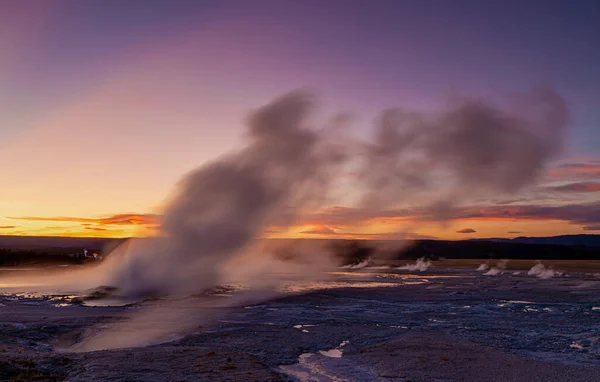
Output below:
[1,266,600,381]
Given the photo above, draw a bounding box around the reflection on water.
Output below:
[0,282,40,289]
[0,268,37,271]
[0,267,471,307]
[319,340,349,358]
[83,298,141,307]
[330,271,475,280]
[283,281,411,293]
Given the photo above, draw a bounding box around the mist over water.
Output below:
[398,258,431,272]
[528,261,562,279]
[5,88,568,351]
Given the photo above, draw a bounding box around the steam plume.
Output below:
[476,262,490,271]
[107,91,347,297]
[398,258,431,272]
[483,260,509,276]
[360,88,567,218]
[484,267,502,276]
[528,261,561,279]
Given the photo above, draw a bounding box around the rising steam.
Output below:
[6,88,568,351]
[106,91,347,297]
[341,258,371,269]
[398,258,431,272]
[528,261,562,279]
[359,88,567,218]
[483,260,509,276]
[477,262,490,271]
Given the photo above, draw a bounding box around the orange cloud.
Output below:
[300,226,337,235]
[2,223,141,238]
[450,203,600,227]
[6,199,600,240]
[0,226,17,229]
[340,232,436,240]
[546,162,600,180]
[296,201,600,235]
[85,227,107,231]
[9,213,160,226]
[545,182,600,192]
[297,206,411,227]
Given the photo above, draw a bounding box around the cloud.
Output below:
[449,203,600,227]
[295,200,600,232]
[456,228,476,234]
[359,88,567,213]
[85,227,108,231]
[545,182,600,192]
[546,162,600,180]
[9,213,160,226]
[262,228,284,235]
[508,231,523,234]
[583,225,600,231]
[0,225,17,229]
[342,232,437,240]
[300,226,337,235]
[298,206,410,227]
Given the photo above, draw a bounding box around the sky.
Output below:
[1,0,599,240]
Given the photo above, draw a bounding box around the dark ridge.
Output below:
[469,234,600,248]
[0,236,127,267]
[1,235,600,268]
[331,238,600,265]
[0,249,93,266]
[0,235,126,251]
[399,239,600,260]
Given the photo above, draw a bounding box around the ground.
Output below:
[1,263,600,381]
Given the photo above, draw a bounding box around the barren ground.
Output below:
[1,266,600,381]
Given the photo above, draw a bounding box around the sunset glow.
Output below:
[1,1,599,240]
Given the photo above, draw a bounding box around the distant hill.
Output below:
[2,234,599,251]
[469,235,600,248]
[0,236,126,267]
[0,235,125,252]
[1,234,600,266]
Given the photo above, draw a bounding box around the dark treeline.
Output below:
[0,249,89,266]
[2,236,600,268]
[331,239,600,266]
[404,240,600,260]
[0,236,126,267]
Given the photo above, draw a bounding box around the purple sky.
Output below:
[3,1,600,143]
[1,0,599,238]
